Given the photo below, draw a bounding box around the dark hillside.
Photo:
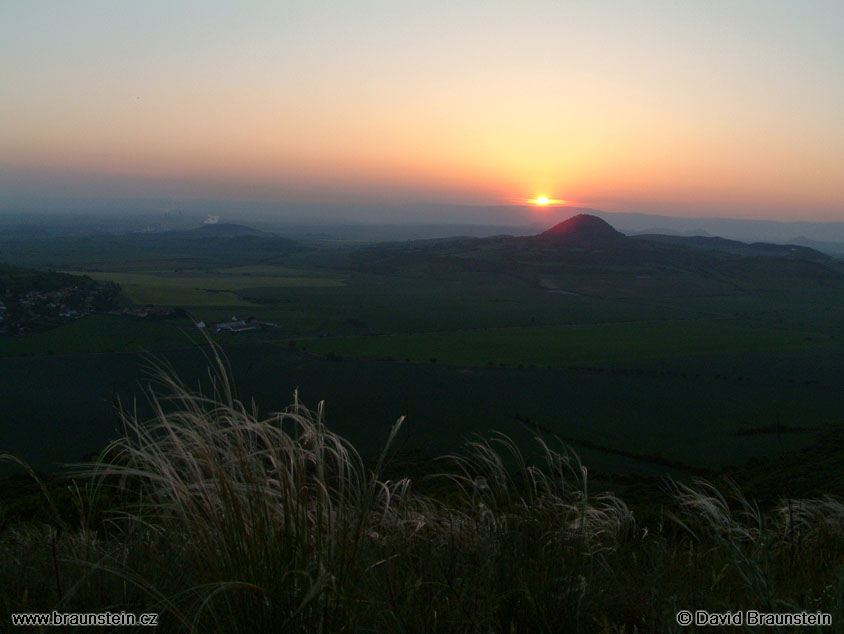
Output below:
[0,228,307,270]
[349,214,844,297]
[186,223,267,238]
[633,233,830,260]
[538,214,626,246]
[0,263,121,333]
[0,263,99,294]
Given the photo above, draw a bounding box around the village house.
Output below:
[215,315,259,333]
[214,315,277,333]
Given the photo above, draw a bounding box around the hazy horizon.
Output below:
[3,1,844,223]
[5,198,844,247]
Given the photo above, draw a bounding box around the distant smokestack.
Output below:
[204,215,219,224]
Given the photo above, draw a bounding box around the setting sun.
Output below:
[528,196,564,206]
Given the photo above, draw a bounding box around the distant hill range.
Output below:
[351,214,844,297]
[188,223,268,238]
[168,223,304,253]
[629,232,829,261]
[0,222,306,270]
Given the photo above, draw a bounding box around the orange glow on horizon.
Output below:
[527,196,565,206]
[3,3,844,222]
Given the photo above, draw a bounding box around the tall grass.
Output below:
[79,355,415,632]
[2,353,844,632]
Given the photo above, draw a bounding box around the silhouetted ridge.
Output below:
[192,223,265,237]
[538,214,625,245]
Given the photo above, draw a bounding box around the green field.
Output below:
[0,314,202,356]
[307,319,837,366]
[63,268,345,307]
[0,229,841,478]
[2,344,837,478]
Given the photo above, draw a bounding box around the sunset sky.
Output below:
[2,1,843,221]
